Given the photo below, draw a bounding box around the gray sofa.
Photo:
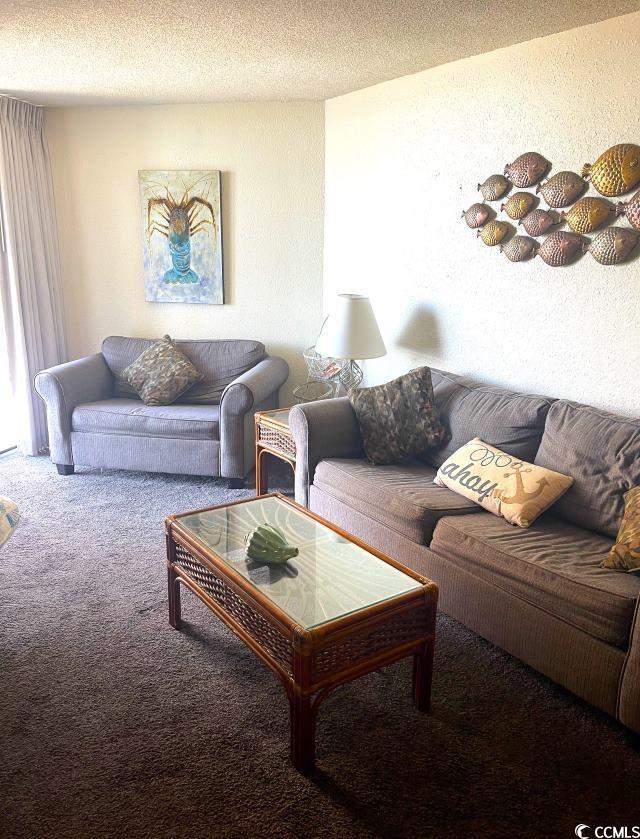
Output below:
[35,336,289,486]
[289,368,640,733]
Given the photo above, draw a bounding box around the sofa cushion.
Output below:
[313,457,482,544]
[424,369,555,469]
[72,399,220,441]
[431,513,640,648]
[102,336,265,403]
[534,400,640,537]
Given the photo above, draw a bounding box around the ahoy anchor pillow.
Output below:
[434,438,573,528]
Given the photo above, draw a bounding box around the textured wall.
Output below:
[324,12,640,415]
[46,102,325,402]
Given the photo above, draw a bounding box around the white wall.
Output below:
[46,102,325,402]
[324,12,640,415]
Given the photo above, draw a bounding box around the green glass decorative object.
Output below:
[245,523,299,564]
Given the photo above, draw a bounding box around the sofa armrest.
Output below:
[219,356,289,478]
[34,353,114,466]
[289,397,364,507]
[618,598,640,733]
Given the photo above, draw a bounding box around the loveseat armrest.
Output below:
[219,356,289,479]
[289,397,364,507]
[34,353,114,466]
[618,598,640,734]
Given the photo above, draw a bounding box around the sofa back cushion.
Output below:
[102,336,265,404]
[423,369,555,468]
[534,400,640,537]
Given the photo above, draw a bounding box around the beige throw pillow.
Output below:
[434,438,574,528]
[602,486,640,573]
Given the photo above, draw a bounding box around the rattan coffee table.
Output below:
[165,493,438,773]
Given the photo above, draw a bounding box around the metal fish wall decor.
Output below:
[584,227,640,265]
[616,189,640,231]
[559,197,614,234]
[582,144,640,197]
[462,203,491,229]
[477,220,510,246]
[537,231,584,266]
[518,208,558,237]
[465,144,640,267]
[536,172,585,208]
[478,175,511,202]
[500,236,537,262]
[501,192,537,220]
[504,152,549,188]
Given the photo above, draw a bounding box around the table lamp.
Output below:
[315,294,386,391]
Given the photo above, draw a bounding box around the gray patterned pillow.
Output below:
[122,335,204,406]
[348,367,447,465]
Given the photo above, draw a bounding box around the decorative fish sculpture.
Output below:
[478,174,510,202]
[500,236,536,262]
[504,152,549,188]
[559,197,614,234]
[582,144,640,197]
[477,220,510,246]
[584,226,640,265]
[536,171,585,208]
[616,188,640,231]
[500,191,537,220]
[518,208,558,237]
[462,203,491,229]
[537,231,584,266]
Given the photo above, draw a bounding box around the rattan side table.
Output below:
[254,408,295,496]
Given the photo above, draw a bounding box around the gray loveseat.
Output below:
[35,336,289,486]
[289,368,640,733]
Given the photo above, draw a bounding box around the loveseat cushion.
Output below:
[313,457,481,544]
[102,336,265,404]
[72,399,220,441]
[534,400,640,537]
[431,513,640,648]
[424,369,555,469]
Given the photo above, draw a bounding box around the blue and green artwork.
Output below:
[140,170,223,304]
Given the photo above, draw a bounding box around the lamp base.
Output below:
[338,360,363,391]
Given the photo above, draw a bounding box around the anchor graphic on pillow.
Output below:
[492,462,550,505]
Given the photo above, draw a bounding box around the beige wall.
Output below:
[46,102,325,402]
[324,12,640,415]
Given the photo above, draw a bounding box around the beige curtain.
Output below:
[0,96,67,455]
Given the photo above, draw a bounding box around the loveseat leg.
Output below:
[228,478,244,489]
[56,464,74,475]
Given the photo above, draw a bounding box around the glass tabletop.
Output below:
[260,408,290,428]
[178,496,421,630]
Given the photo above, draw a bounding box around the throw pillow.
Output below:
[122,335,204,406]
[348,367,447,466]
[0,496,20,548]
[434,437,574,528]
[602,487,640,573]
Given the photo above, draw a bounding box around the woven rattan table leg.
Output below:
[413,639,434,712]
[167,565,182,631]
[256,448,268,496]
[290,692,315,774]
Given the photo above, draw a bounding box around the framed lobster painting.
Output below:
[139,170,224,304]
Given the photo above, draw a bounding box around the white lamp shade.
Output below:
[315,294,386,360]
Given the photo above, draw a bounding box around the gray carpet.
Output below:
[1,451,638,839]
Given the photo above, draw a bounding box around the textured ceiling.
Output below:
[1,1,638,106]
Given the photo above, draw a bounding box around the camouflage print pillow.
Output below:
[602,486,640,573]
[348,367,447,466]
[122,335,204,406]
